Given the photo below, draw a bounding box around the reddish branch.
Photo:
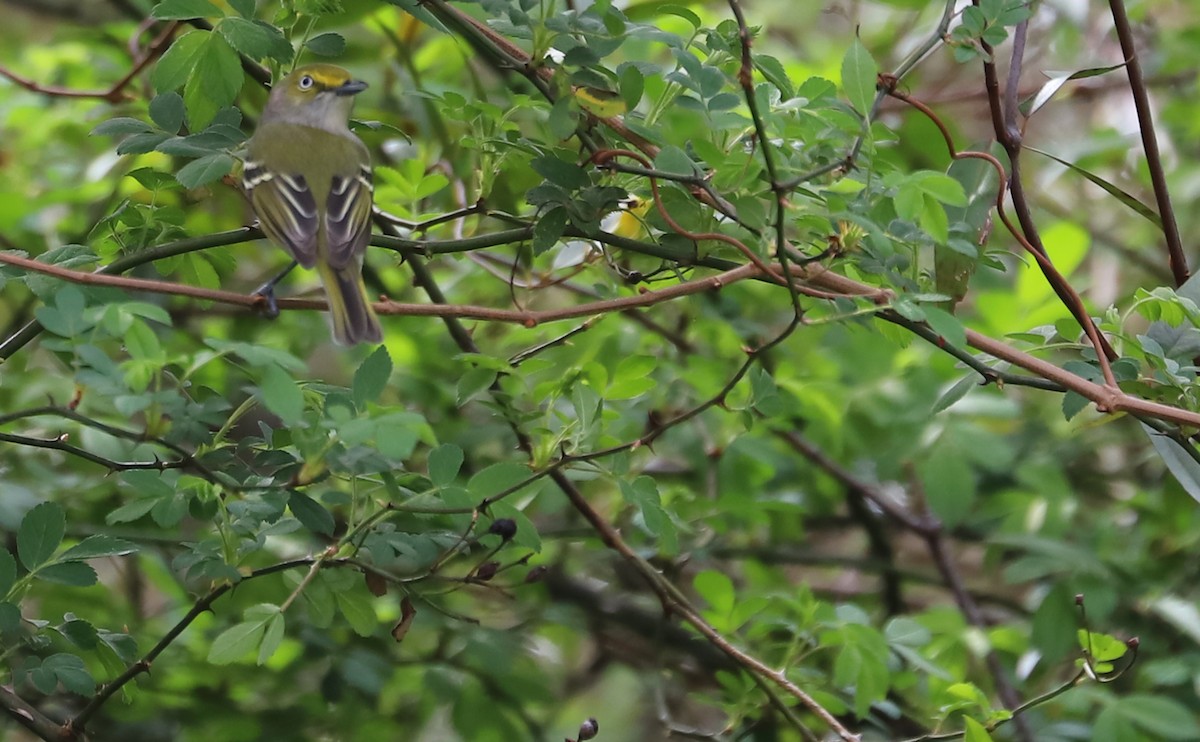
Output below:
[884,86,1119,389]
[0,21,176,103]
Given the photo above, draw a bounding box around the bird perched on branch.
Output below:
[243,63,382,345]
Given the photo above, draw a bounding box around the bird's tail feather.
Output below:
[316,262,382,345]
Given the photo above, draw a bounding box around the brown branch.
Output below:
[1107,0,1188,286]
[0,21,176,104]
[1,684,80,742]
[0,249,762,326]
[7,241,1200,428]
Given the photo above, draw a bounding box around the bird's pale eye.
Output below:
[298,75,314,90]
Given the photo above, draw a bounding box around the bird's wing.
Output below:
[243,162,320,268]
[324,162,374,269]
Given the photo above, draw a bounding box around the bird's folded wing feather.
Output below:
[244,162,320,268]
[325,163,374,269]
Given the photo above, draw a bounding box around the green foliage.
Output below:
[3,0,1200,740]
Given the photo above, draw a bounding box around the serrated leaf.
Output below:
[533,206,569,255]
[184,32,244,129]
[18,502,65,571]
[218,17,293,63]
[305,32,346,56]
[37,562,98,587]
[841,37,878,115]
[152,30,209,92]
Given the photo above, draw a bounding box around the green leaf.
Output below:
[152,30,209,92]
[1027,147,1161,228]
[176,153,235,189]
[334,590,376,637]
[1023,65,1124,117]
[428,443,464,486]
[209,617,270,664]
[117,132,172,155]
[18,502,65,571]
[456,367,497,405]
[91,117,154,137]
[229,0,255,17]
[1077,629,1128,663]
[533,206,569,254]
[184,32,244,129]
[43,654,95,695]
[257,613,285,665]
[305,32,346,57]
[289,491,334,536]
[0,550,15,597]
[37,562,98,587]
[218,17,293,63]
[917,453,975,526]
[841,37,878,115]
[1114,695,1200,740]
[467,462,533,500]
[149,92,186,134]
[962,716,993,742]
[260,364,305,426]
[59,536,139,561]
[911,171,968,206]
[617,476,676,552]
[923,306,967,348]
[352,345,392,408]
[1142,424,1200,505]
[618,63,644,110]
[530,156,589,191]
[0,603,20,634]
[653,145,697,176]
[693,570,735,617]
[754,54,794,99]
[151,0,224,20]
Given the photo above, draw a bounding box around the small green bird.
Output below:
[243,63,382,345]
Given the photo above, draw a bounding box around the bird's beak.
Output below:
[335,80,368,97]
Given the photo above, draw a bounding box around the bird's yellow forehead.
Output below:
[290,64,352,88]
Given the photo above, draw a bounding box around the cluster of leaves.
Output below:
[2,0,1200,740]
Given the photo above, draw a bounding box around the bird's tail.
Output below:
[315,261,382,345]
